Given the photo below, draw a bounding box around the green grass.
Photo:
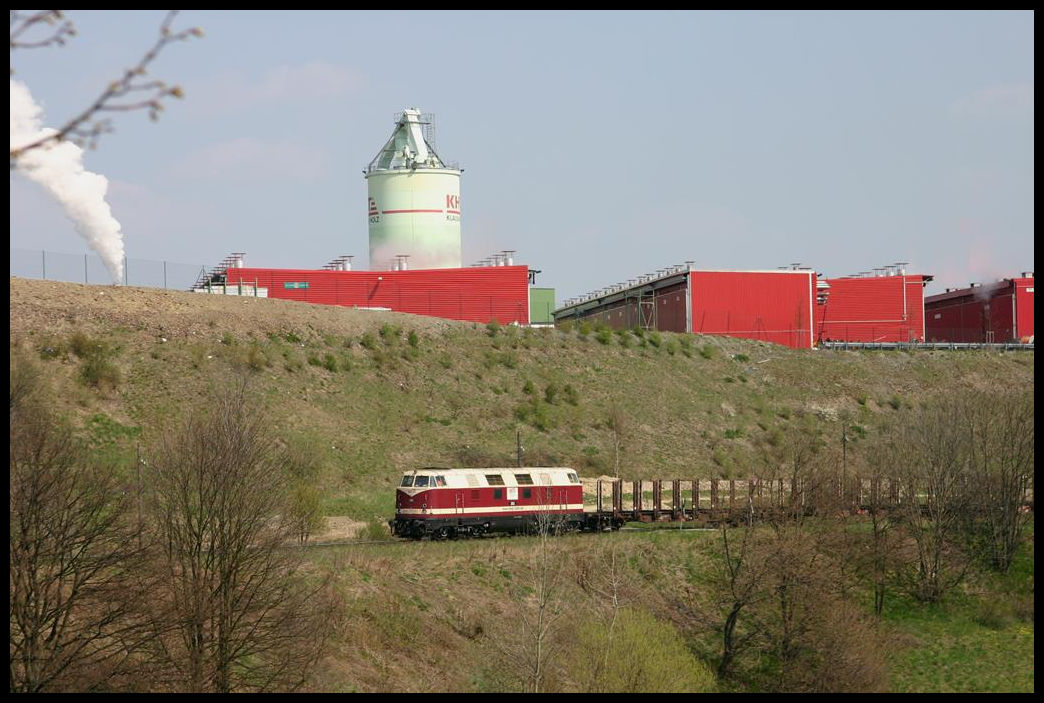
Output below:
[883,528,1034,693]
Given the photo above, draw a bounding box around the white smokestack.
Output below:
[10,78,125,284]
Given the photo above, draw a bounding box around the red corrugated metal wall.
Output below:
[925,281,1023,343]
[689,271,814,349]
[817,275,928,343]
[226,266,530,325]
[654,284,688,333]
[1014,277,1034,341]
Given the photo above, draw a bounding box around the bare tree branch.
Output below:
[10,10,202,162]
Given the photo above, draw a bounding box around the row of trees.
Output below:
[10,354,336,692]
[702,388,1033,691]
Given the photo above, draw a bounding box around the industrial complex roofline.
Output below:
[555,271,689,317]
[555,267,827,317]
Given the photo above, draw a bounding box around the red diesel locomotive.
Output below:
[390,467,616,539]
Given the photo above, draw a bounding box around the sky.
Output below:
[9,10,1035,301]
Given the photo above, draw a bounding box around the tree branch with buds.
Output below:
[10,9,202,162]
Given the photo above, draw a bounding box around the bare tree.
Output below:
[10,10,202,162]
[490,498,572,693]
[892,397,973,603]
[144,379,332,692]
[570,538,628,692]
[962,390,1034,572]
[9,353,150,692]
[862,433,902,617]
[707,418,889,691]
[715,498,764,680]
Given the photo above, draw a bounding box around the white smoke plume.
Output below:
[10,78,125,283]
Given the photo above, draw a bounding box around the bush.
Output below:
[648,331,663,348]
[68,331,95,358]
[563,384,580,406]
[594,328,613,345]
[70,334,120,389]
[80,353,120,389]
[699,344,716,360]
[544,383,559,405]
[486,319,501,337]
[567,608,716,693]
[247,344,269,371]
[407,330,420,348]
[287,483,324,544]
[360,332,378,350]
[379,323,401,343]
[358,519,389,541]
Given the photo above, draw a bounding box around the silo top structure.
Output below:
[365,108,462,270]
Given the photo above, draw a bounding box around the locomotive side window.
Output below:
[400,476,414,487]
[485,474,505,486]
[514,473,534,485]
[435,476,446,487]
[522,488,532,499]
[493,489,503,500]
[414,475,430,488]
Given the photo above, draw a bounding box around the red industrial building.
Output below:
[224,265,532,325]
[816,273,933,344]
[924,274,1034,343]
[554,268,819,349]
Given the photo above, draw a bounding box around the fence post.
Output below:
[84,253,88,284]
[163,261,167,289]
[124,256,128,286]
[42,250,46,280]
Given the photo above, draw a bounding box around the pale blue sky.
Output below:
[10,10,1034,300]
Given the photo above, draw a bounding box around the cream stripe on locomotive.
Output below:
[398,504,585,516]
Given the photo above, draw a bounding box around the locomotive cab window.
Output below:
[400,476,414,487]
[485,474,505,486]
[435,475,446,487]
[414,475,430,488]
[567,472,580,484]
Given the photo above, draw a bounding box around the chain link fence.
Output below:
[10,248,206,291]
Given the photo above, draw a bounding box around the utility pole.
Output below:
[841,422,848,504]
[136,444,144,549]
[516,429,523,467]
